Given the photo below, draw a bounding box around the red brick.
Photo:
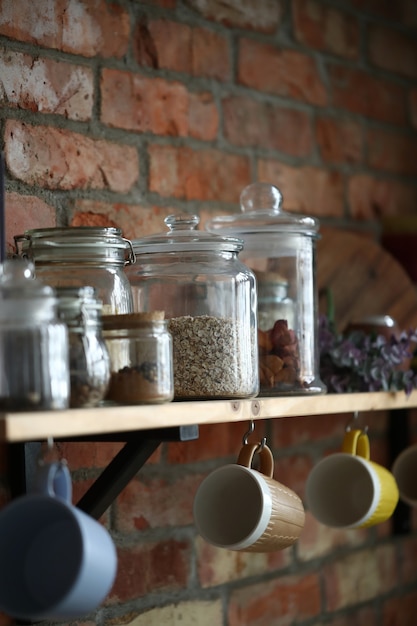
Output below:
[323,545,398,610]
[348,174,417,220]
[135,19,191,72]
[0,0,130,58]
[316,116,363,164]
[258,159,345,218]
[167,421,249,464]
[184,0,283,33]
[238,38,327,106]
[0,50,93,120]
[323,607,378,626]
[298,512,367,561]
[114,473,201,532]
[369,24,417,79]
[293,0,360,59]
[367,128,417,176]
[410,88,417,129]
[101,68,189,136]
[382,591,417,626]
[398,536,417,584]
[149,144,251,203]
[223,95,313,157]
[101,69,218,139]
[5,192,56,256]
[196,536,291,588]
[110,540,191,602]
[5,120,139,192]
[271,413,347,448]
[274,453,313,499]
[346,0,405,22]
[189,92,219,140]
[56,442,129,471]
[70,200,173,239]
[134,19,231,81]
[328,65,407,125]
[228,573,321,625]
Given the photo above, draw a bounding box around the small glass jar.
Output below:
[206,183,326,396]
[55,286,111,408]
[125,215,259,400]
[0,259,70,411]
[14,227,135,314]
[102,313,174,404]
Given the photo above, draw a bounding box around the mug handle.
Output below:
[34,461,73,503]
[342,429,370,460]
[237,443,275,478]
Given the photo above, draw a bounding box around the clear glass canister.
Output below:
[125,214,259,400]
[102,313,174,404]
[14,227,135,314]
[55,286,111,408]
[0,259,70,411]
[206,183,326,396]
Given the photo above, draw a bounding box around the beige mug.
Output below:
[193,442,305,552]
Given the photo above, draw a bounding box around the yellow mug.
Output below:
[306,429,399,529]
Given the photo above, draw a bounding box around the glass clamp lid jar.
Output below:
[55,286,111,408]
[206,182,326,396]
[14,227,135,315]
[0,259,70,411]
[102,312,174,404]
[125,214,259,400]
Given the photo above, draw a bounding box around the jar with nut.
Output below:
[206,183,326,396]
[102,312,174,404]
[55,286,110,408]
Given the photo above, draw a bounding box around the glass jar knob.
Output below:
[164,214,200,231]
[240,182,283,215]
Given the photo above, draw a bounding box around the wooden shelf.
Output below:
[1,390,416,443]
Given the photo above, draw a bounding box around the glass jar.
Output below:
[55,286,111,408]
[14,227,135,314]
[0,259,70,411]
[125,215,259,400]
[206,183,326,396]
[102,313,174,404]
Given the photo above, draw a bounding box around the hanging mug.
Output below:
[0,461,117,621]
[193,442,305,552]
[306,429,399,528]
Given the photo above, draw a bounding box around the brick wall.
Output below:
[1,0,417,624]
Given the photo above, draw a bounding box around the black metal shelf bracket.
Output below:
[8,425,199,520]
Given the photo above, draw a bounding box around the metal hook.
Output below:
[345,411,368,434]
[242,420,267,452]
[242,420,255,446]
[37,436,56,466]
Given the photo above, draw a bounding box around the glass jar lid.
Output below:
[15,227,135,265]
[132,214,244,254]
[206,183,319,237]
[0,259,57,321]
[55,286,103,326]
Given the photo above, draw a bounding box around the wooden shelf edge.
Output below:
[1,390,416,443]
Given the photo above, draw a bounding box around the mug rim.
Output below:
[193,463,273,550]
[305,452,381,529]
[392,444,417,506]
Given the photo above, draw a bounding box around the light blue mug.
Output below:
[0,461,117,621]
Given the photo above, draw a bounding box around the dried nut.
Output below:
[274,367,298,384]
[259,363,275,388]
[262,354,284,375]
[258,329,274,353]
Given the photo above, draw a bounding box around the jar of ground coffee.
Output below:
[102,312,174,405]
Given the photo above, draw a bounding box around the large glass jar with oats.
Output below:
[206,183,326,396]
[125,215,259,400]
[14,227,135,315]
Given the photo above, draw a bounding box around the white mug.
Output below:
[0,461,117,621]
[392,444,417,506]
